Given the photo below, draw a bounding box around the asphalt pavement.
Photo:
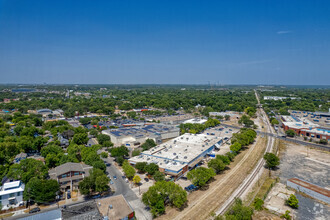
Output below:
[102,157,152,220]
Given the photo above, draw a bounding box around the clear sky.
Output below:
[0,0,329,85]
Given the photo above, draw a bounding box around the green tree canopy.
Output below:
[187,167,215,187]
[142,181,187,217]
[263,153,280,170]
[23,177,59,204]
[7,158,48,183]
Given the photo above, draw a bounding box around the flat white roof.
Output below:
[3,181,21,190]
[0,181,24,196]
[129,133,221,172]
[183,118,207,124]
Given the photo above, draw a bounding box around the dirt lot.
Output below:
[273,141,330,220]
[157,135,267,220]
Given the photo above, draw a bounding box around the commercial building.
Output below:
[0,181,25,210]
[183,118,207,124]
[209,111,239,118]
[264,96,298,101]
[129,133,222,177]
[20,195,135,220]
[97,195,135,220]
[287,178,330,204]
[19,209,62,220]
[62,201,102,220]
[48,162,93,192]
[102,124,180,146]
[281,115,330,140]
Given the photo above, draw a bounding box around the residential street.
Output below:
[102,157,152,220]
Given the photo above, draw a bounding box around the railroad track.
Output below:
[215,108,274,215]
[215,91,275,216]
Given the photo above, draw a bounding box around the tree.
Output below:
[97,134,111,145]
[18,136,36,153]
[286,194,299,209]
[263,153,280,170]
[89,129,99,137]
[116,156,124,166]
[72,133,88,145]
[281,210,292,220]
[141,139,157,151]
[208,158,226,174]
[142,181,187,217]
[133,175,141,185]
[132,149,141,157]
[285,129,296,137]
[230,142,242,153]
[110,146,129,157]
[24,178,59,204]
[187,167,215,187]
[238,115,254,128]
[135,162,148,173]
[216,155,230,165]
[95,176,109,192]
[319,139,328,145]
[225,198,253,220]
[270,118,279,126]
[225,115,230,121]
[153,171,165,182]
[45,153,61,168]
[100,152,108,158]
[225,152,235,161]
[123,162,136,179]
[79,168,109,195]
[7,158,48,183]
[41,144,63,158]
[253,197,264,211]
[145,163,159,176]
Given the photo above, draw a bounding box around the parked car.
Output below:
[113,175,117,180]
[144,178,149,182]
[122,176,126,179]
[185,184,197,192]
[110,180,114,185]
[106,163,111,167]
[29,207,41,214]
[92,194,101,199]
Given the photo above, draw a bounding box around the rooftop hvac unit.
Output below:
[173,153,177,155]
[184,156,187,159]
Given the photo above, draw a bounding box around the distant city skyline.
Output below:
[0,0,329,85]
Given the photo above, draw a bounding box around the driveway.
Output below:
[102,157,152,220]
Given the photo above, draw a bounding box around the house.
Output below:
[0,181,25,210]
[13,152,27,164]
[48,162,93,192]
[58,133,69,147]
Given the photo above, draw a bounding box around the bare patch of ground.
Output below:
[264,182,296,218]
[274,141,330,220]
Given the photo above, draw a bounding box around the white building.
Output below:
[102,124,180,146]
[0,181,25,210]
[129,133,223,177]
[183,118,207,124]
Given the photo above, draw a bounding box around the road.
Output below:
[10,156,151,220]
[221,123,330,152]
[102,157,152,220]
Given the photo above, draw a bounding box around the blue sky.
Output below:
[0,0,329,85]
